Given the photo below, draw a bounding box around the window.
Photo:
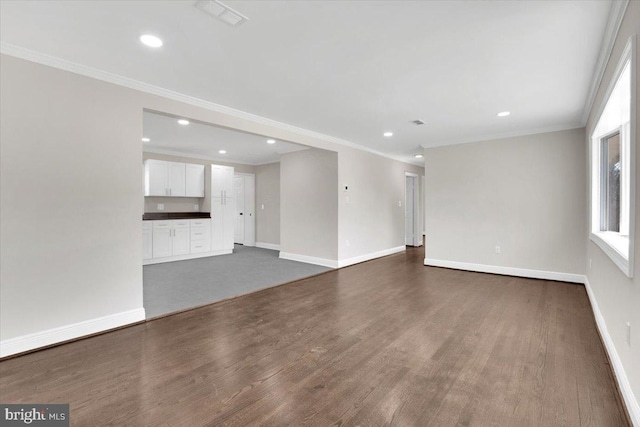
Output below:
[590,36,635,277]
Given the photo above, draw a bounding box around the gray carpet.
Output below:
[143,245,331,318]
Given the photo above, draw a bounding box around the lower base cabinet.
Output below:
[143,219,214,263]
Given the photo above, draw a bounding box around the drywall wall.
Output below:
[424,128,587,275]
[0,53,423,354]
[338,147,425,262]
[142,152,255,214]
[280,149,339,261]
[584,1,640,421]
[255,162,280,246]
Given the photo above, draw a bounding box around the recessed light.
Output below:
[139,34,163,48]
[219,150,227,154]
[141,137,150,142]
[497,111,510,117]
[177,119,189,125]
[383,131,393,137]
[266,139,276,144]
[415,154,423,159]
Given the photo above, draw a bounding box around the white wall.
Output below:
[280,149,339,261]
[424,128,587,277]
[255,162,280,246]
[584,1,640,421]
[0,53,421,354]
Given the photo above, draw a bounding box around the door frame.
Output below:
[405,172,421,247]
[234,172,256,246]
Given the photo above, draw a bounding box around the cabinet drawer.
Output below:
[191,227,210,241]
[190,240,211,253]
[153,221,172,229]
[190,219,210,227]
[173,220,190,229]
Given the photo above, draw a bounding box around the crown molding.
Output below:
[0,42,422,167]
[581,0,629,125]
[422,123,584,149]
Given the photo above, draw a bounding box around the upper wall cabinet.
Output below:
[145,160,204,198]
[185,164,205,197]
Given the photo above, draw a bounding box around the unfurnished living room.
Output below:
[0,1,638,426]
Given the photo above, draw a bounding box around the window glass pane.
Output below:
[605,133,621,232]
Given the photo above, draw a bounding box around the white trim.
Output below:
[584,277,640,426]
[581,0,630,124]
[143,249,232,265]
[422,123,584,149]
[0,43,421,167]
[255,242,280,251]
[423,258,586,283]
[0,308,145,358]
[338,246,406,268]
[279,252,338,269]
[590,233,631,277]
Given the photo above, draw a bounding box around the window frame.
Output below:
[589,35,636,278]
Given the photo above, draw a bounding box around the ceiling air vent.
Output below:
[411,119,425,125]
[195,0,249,28]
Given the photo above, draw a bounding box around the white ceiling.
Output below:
[143,111,307,165]
[0,1,613,165]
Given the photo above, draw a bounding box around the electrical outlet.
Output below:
[627,322,632,346]
[495,246,501,254]
[346,196,350,204]
[194,204,199,211]
[398,201,402,207]
[589,258,592,269]
[261,204,265,210]
[157,204,164,211]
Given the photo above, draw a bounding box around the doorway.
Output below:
[234,173,256,246]
[405,173,420,247]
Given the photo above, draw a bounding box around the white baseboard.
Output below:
[423,258,586,283]
[143,249,232,265]
[339,246,406,268]
[584,278,640,426]
[0,308,145,358]
[255,242,280,251]
[279,252,338,269]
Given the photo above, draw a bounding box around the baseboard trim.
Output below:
[255,242,280,251]
[279,252,338,269]
[143,249,232,265]
[0,308,146,358]
[584,277,640,426]
[423,258,586,283]
[339,246,406,268]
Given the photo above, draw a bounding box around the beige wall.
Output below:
[281,149,339,260]
[255,162,280,246]
[424,128,587,275]
[142,152,255,214]
[338,147,425,261]
[585,0,640,411]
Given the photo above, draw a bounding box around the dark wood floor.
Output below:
[0,247,628,426]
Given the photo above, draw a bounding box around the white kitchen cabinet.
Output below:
[144,160,203,197]
[152,220,190,258]
[190,219,211,253]
[142,222,153,260]
[185,164,205,197]
[211,165,235,251]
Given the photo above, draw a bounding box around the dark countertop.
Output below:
[143,212,211,221]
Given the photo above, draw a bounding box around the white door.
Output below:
[234,176,245,244]
[172,227,190,256]
[145,160,168,196]
[185,164,205,197]
[243,175,255,246]
[223,196,236,250]
[168,162,186,197]
[405,176,415,246]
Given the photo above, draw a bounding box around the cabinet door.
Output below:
[212,165,234,200]
[145,160,168,196]
[185,164,205,197]
[168,162,186,197]
[142,225,153,260]
[211,197,224,251]
[172,227,190,256]
[222,196,236,250]
[152,227,172,258]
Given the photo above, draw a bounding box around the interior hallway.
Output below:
[0,247,628,426]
